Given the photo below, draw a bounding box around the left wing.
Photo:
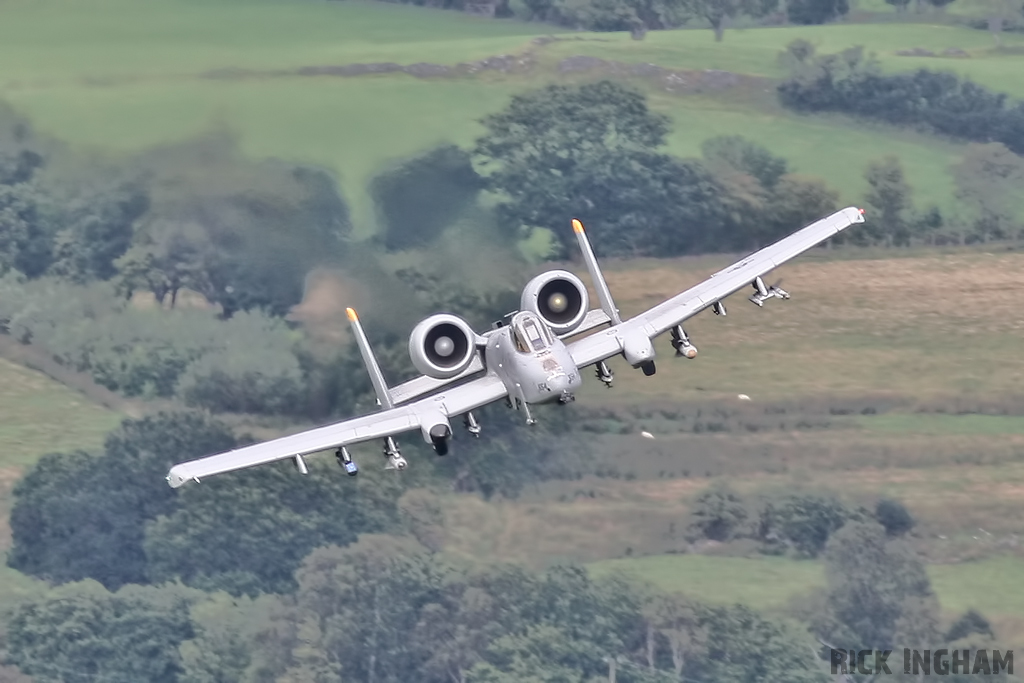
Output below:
[567,207,865,369]
[165,373,508,488]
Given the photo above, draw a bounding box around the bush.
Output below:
[786,0,848,24]
[179,353,305,416]
[874,498,914,536]
[0,112,53,279]
[144,457,401,596]
[0,276,305,406]
[7,412,237,589]
[521,0,687,30]
[757,494,858,557]
[701,135,841,251]
[945,609,994,643]
[371,145,484,251]
[6,582,201,683]
[175,312,305,415]
[688,486,748,542]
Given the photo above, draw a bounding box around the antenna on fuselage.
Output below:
[571,219,621,326]
[490,308,519,331]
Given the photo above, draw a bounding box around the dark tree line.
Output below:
[687,486,916,556]
[330,0,852,36]
[6,412,402,594]
[777,41,1024,155]
[4,536,834,683]
[6,522,1006,683]
[505,0,847,36]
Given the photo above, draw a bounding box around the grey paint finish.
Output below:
[166,207,864,488]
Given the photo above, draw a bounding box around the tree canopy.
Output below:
[7,412,237,589]
[6,581,201,683]
[8,411,401,594]
[815,521,940,650]
[474,81,731,258]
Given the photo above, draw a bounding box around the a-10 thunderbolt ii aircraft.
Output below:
[166,206,865,488]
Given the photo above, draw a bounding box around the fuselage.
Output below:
[484,311,582,405]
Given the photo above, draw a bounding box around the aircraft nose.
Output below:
[547,373,570,394]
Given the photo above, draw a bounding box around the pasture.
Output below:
[428,246,1024,640]
[540,24,1024,95]
[587,553,1024,641]
[574,247,1024,404]
[0,0,549,82]
[1,0,1018,233]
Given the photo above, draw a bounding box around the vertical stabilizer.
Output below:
[571,219,621,325]
[346,307,394,410]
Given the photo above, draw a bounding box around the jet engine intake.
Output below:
[409,314,477,379]
[520,270,589,335]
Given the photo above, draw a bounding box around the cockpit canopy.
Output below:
[511,311,553,353]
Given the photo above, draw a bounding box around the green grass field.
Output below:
[651,92,964,213]
[0,357,121,551]
[859,414,1024,436]
[7,77,965,233]
[0,0,550,82]
[2,0,1018,233]
[587,553,1024,638]
[542,24,1024,95]
[0,358,120,471]
[0,566,46,619]
[589,554,827,611]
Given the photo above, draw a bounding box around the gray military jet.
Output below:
[166,207,865,487]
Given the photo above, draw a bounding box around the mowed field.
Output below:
[401,248,1024,565]
[578,247,1024,403]
[1,0,1020,234]
[426,246,1024,640]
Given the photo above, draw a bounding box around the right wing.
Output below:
[567,207,865,369]
[166,373,508,488]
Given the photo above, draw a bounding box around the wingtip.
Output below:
[346,307,359,322]
[166,466,188,489]
[572,219,585,235]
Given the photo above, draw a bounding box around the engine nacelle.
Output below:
[408,313,477,379]
[520,270,590,336]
